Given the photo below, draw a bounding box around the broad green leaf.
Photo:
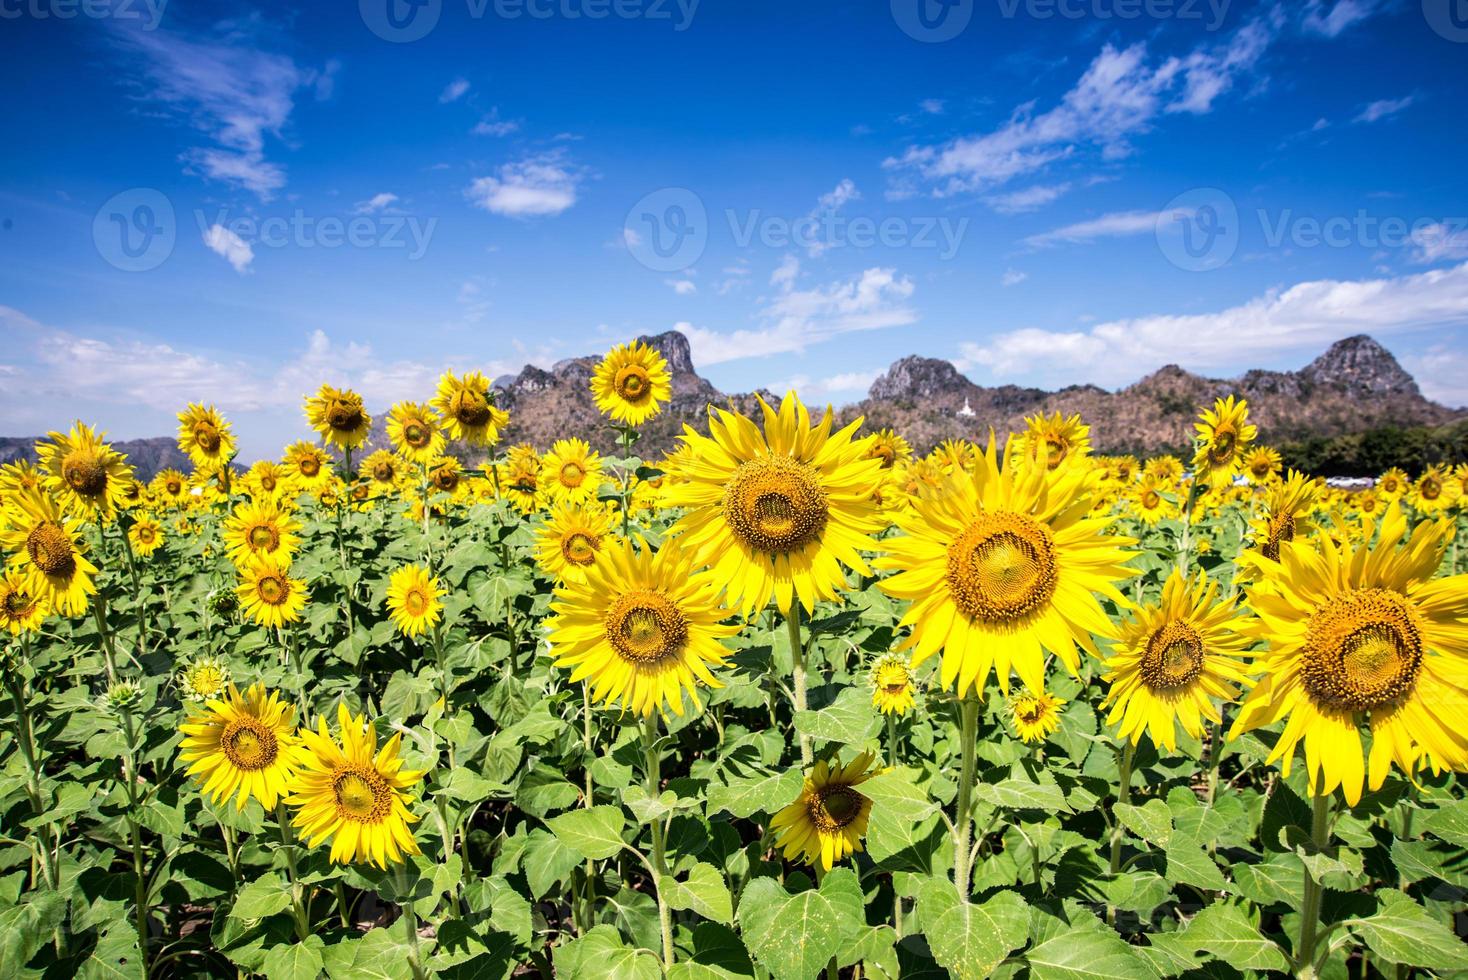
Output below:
[915,879,1028,980]
[0,892,66,975]
[738,868,865,980]
[521,829,583,899]
[1231,854,1304,907]
[1421,797,1468,847]
[262,936,326,980]
[706,767,802,819]
[230,874,293,920]
[793,685,881,746]
[1026,927,1157,980]
[1170,902,1289,972]
[974,773,1070,814]
[1163,838,1227,892]
[667,862,733,924]
[546,805,627,860]
[554,925,661,980]
[1346,889,1468,972]
[860,767,939,823]
[1114,799,1173,848]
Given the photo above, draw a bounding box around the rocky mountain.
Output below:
[0,436,190,482]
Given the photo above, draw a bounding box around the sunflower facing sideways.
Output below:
[305,384,373,452]
[0,490,97,616]
[869,653,917,715]
[1411,464,1461,515]
[1236,470,1319,576]
[542,438,605,507]
[385,564,446,638]
[1192,396,1256,490]
[1018,411,1091,472]
[359,450,405,494]
[433,370,508,446]
[1243,445,1282,484]
[864,429,913,471]
[128,515,165,557]
[0,569,48,635]
[499,446,544,514]
[1008,689,1066,744]
[283,442,333,491]
[591,340,672,426]
[877,436,1137,696]
[236,554,308,628]
[535,503,614,584]
[221,500,300,568]
[177,403,235,471]
[662,393,887,616]
[770,751,880,871]
[36,422,134,522]
[178,683,306,811]
[1229,504,1468,804]
[546,537,739,717]
[386,401,446,464]
[1103,569,1249,752]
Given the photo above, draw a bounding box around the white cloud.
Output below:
[1002,269,1028,287]
[770,370,880,402]
[1410,222,1468,264]
[439,77,470,103]
[466,152,583,218]
[353,192,399,214]
[985,182,1072,214]
[806,180,861,257]
[1022,209,1168,249]
[666,278,697,295]
[1302,0,1385,37]
[678,266,916,366]
[472,108,521,137]
[1402,343,1468,408]
[918,99,945,115]
[202,223,254,273]
[770,254,801,288]
[958,261,1468,387]
[1354,95,1415,124]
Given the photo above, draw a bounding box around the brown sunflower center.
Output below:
[3,589,34,615]
[433,468,459,492]
[1044,439,1068,469]
[221,718,278,771]
[558,461,586,488]
[332,765,393,823]
[1208,429,1236,465]
[809,785,863,832]
[945,512,1057,624]
[62,450,108,497]
[868,443,896,468]
[136,526,156,544]
[1141,490,1161,510]
[326,399,364,433]
[1381,477,1399,493]
[1013,698,1047,725]
[403,421,431,449]
[604,590,687,665]
[562,531,598,566]
[256,574,289,606]
[1140,620,1205,692]
[722,456,829,555]
[298,456,321,477]
[1301,588,1422,712]
[248,524,279,551]
[260,473,278,491]
[1421,477,1441,500]
[372,460,395,482]
[26,522,76,577]
[193,422,222,453]
[1262,512,1295,562]
[614,365,651,402]
[403,588,429,616]
[451,390,493,428]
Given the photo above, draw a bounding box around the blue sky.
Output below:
[2,0,1467,460]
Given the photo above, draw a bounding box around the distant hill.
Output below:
[0,436,189,482]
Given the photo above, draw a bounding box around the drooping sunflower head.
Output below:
[591,340,673,427]
[0,569,48,635]
[0,490,98,618]
[542,438,604,506]
[176,654,231,703]
[36,422,134,521]
[535,502,615,584]
[426,456,467,502]
[1243,445,1282,484]
[547,537,738,717]
[770,751,880,871]
[283,441,334,488]
[236,554,307,629]
[433,370,508,446]
[0,460,43,505]
[291,703,425,868]
[1248,470,1320,564]
[1007,689,1066,744]
[178,682,305,811]
[1104,569,1249,752]
[1376,467,1409,497]
[1411,464,1461,515]
[1230,503,1468,804]
[222,499,300,568]
[1130,474,1179,526]
[878,435,1138,696]
[1019,411,1091,472]
[386,401,446,463]
[176,403,235,470]
[868,653,917,716]
[304,384,372,451]
[128,515,165,557]
[1192,395,1256,490]
[386,564,446,638]
[863,429,913,471]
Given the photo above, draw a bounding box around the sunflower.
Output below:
[535,503,614,584]
[1238,470,1319,571]
[499,450,544,514]
[1229,504,1468,804]
[662,393,887,616]
[386,401,446,464]
[1008,689,1066,744]
[1102,570,1249,752]
[176,654,231,703]
[591,340,673,426]
[426,456,468,504]
[864,429,913,471]
[222,500,300,568]
[877,437,1136,696]
[1145,455,1185,483]
[178,683,305,811]
[1376,467,1409,498]
[869,653,916,715]
[1353,489,1383,518]
[1129,475,1179,526]
[770,752,880,871]
[1243,445,1282,484]
[281,442,332,491]
[0,460,43,505]
[128,515,165,557]
[546,537,738,716]
[359,450,404,493]
[1111,455,1140,484]
[0,491,97,617]
[290,703,424,868]
[36,422,134,521]
[0,569,48,635]
[1411,465,1461,515]
[236,555,307,629]
[1019,412,1091,471]
[930,438,979,475]
[385,564,446,638]
[176,404,235,471]
[1192,396,1256,490]
[305,384,372,451]
[243,460,291,502]
[542,439,605,507]
[433,370,508,446]
[117,478,146,511]
[151,469,190,507]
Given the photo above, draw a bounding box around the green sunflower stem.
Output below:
[886,712,901,768]
[620,426,634,537]
[1109,740,1136,875]
[786,606,813,768]
[91,596,120,686]
[578,684,596,935]
[119,706,151,967]
[394,863,428,980]
[952,696,980,900]
[273,803,311,943]
[641,713,676,970]
[1295,792,1333,978]
[5,660,59,891]
[335,448,355,636]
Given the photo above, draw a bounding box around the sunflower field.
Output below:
[2,340,1467,980]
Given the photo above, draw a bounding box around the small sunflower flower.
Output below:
[236,555,307,629]
[305,384,372,451]
[591,340,672,427]
[179,683,306,811]
[770,752,880,871]
[869,653,916,716]
[385,564,446,638]
[177,655,232,703]
[1008,689,1066,744]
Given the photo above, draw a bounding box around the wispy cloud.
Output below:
[769,370,880,403]
[439,77,470,103]
[202,224,254,273]
[472,108,522,137]
[1410,222,1468,264]
[1022,209,1166,249]
[807,179,860,257]
[353,192,400,215]
[1002,268,1028,286]
[1354,94,1415,124]
[1301,0,1386,37]
[984,182,1071,214]
[466,152,584,218]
